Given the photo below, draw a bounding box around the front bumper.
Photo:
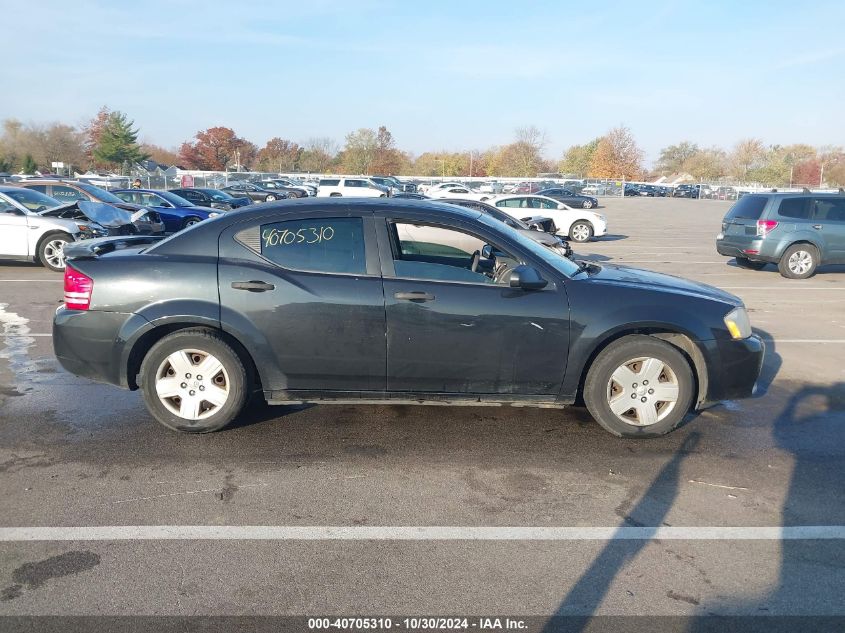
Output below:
[699,334,765,404]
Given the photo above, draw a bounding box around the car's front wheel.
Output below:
[582,200,593,209]
[569,221,594,242]
[264,194,277,202]
[182,216,202,229]
[140,329,250,433]
[778,244,819,279]
[583,335,694,438]
[37,232,72,272]
[735,256,767,270]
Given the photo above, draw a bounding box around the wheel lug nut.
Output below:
[643,380,649,385]
[632,383,638,388]
[648,389,654,395]
[197,375,203,380]
[631,394,637,399]
[189,390,196,396]
[641,397,647,402]
[180,382,187,388]
[199,385,205,391]
[185,373,191,379]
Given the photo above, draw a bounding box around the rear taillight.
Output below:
[64,265,93,310]
[757,219,779,237]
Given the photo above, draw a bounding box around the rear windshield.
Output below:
[725,195,767,220]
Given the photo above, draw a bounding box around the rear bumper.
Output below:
[699,334,765,404]
[53,308,145,388]
[716,235,780,263]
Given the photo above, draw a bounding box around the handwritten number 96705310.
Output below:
[262,225,335,248]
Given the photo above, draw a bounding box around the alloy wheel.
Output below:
[788,250,813,275]
[44,239,67,269]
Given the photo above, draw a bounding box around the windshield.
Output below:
[156,191,193,207]
[200,189,234,201]
[478,214,580,277]
[3,188,62,211]
[76,183,125,204]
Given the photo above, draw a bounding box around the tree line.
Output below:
[1,106,843,187]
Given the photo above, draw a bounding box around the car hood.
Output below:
[586,263,742,306]
[38,201,133,227]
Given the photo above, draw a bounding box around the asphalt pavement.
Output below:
[0,197,843,630]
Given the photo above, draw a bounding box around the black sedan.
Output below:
[170,188,252,210]
[222,182,291,203]
[536,188,599,209]
[54,199,763,439]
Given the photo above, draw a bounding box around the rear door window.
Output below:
[256,217,366,275]
[52,185,87,201]
[725,195,767,221]
[813,198,845,222]
[776,197,811,220]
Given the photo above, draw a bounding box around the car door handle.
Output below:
[812,224,823,230]
[394,291,435,302]
[231,280,275,292]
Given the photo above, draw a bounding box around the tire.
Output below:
[37,232,72,272]
[139,329,250,433]
[735,257,767,271]
[778,243,819,279]
[569,221,594,243]
[582,200,593,209]
[583,335,694,438]
[182,216,202,229]
[264,194,277,202]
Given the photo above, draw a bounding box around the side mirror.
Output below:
[508,265,548,290]
[481,244,492,259]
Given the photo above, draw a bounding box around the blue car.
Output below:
[112,189,223,233]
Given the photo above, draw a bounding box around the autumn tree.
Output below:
[83,106,111,166]
[179,127,257,171]
[369,126,408,175]
[728,138,766,180]
[340,128,378,174]
[299,137,338,173]
[92,111,147,170]
[559,139,600,176]
[256,138,302,172]
[140,143,182,166]
[656,141,699,175]
[684,148,726,181]
[589,126,643,180]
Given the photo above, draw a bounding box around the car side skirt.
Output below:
[267,390,572,408]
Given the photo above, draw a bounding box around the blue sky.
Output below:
[4,0,844,164]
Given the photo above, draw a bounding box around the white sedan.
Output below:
[489,194,608,242]
[429,186,491,202]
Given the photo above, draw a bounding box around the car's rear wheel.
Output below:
[569,221,593,242]
[37,232,72,272]
[140,329,249,433]
[182,216,202,229]
[735,256,768,270]
[778,244,819,279]
[264,194,277,202]
[582,200,593,209]
[584,335,694,438]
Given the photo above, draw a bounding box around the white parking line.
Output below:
[0,525,843,541]
[5,333,52,337]
[0,279,63,282]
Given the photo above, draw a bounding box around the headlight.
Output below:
[724,307,752,340]
[208,212,220,218]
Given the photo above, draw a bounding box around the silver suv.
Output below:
[716,192,845,278]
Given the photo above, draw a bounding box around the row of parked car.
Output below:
[0,173,610,274]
